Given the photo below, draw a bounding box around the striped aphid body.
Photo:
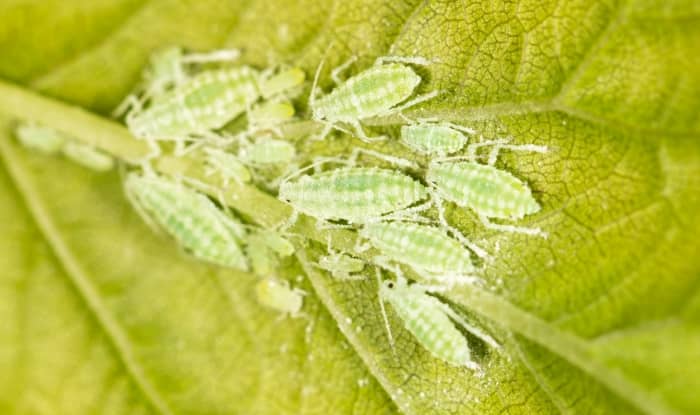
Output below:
[239,138,296,165]
[428,161,540,221]
[255,277,304,317]
[379,277,489,370]
[310,56,437,142]
[360,222,477,285]
[400,122,474,157]
[127,66,304,140]
[124,173,248,270]
[278,167,429,223]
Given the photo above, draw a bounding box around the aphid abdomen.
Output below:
[428,162,540,220]
[382,283,473,367]
[255,278,303,316]
[361,222,475,275]
[125,174,248,270]
[128,67,259,137]
[279,167,428,222]
[400,124,467,156]
[314,64,421,121]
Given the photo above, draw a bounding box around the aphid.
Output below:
[278,166,430,224]
[426,140,548,237]
[359,222,479,286]
[238,137,296,165]
[124,172,248,270]
[61,141,115,172]
[377,275,499,370]
[246,229,296,277]
[125,66,305,150]
[113,46,241,117]
[317,251,366,280]
[400,120,475,157]
[204,147,252,185]
[255,277,304,317]
[14,122,66,154]
[247,100,295,135]
[309,55,438,142]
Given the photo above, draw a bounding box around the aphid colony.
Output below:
[14,46,549,372]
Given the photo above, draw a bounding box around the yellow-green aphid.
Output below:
[15,122,66,154]
[310,56,438,142]
[126,66,304,143]
[246,229,295,277]
[400,121,475,157]
[255,277,304,317]
[204,147,252,185]
[61,141,115,172]
[317,251,365,280]
[378,276,499,370]
[239,137,296,165]
[427,144,546,237]
[360,222,478,286]
[247,100,295,135]
[278,167,429,224]
[124,173,248,270]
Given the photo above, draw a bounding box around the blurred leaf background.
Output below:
[0,0,699,414]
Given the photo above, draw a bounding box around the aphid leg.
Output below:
[331,56,358,85]
[431,191,489,259]
[440,121,477,136]
[478,214,548,238]
[486,142,549,166]
[377,199,434,224]
[465,138,510,163]
[123,180,161,233]
[180,48,240,64]
[347,147,418,170]
[349,120,387,143]
[277,209,299,233]
[375,267,397,358]
[112,94,142,119]
[387,90,440,116]
[433,300,501,351]
[374,55,432,66]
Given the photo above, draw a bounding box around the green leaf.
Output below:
[1,1,699,414]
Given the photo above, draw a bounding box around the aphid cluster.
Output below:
[15,45,551,371]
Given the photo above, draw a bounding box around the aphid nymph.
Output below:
[309,55,438,142]
[255,277,305,318]
[377,273,499,371]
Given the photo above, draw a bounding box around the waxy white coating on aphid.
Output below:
[318,252,365,280]
[239,138,296,165]
[124,173,248,270]
[278,167,429,223]
[400,122,474,157]
[61,141,115,172]
[255,277,304,317]
[127,66,304,140]
[360,222,476,282]
[204,147,252,184]
[15,123,66,154]
[379,278,481,370]
[427,161,540,220]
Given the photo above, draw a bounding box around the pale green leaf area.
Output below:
[0,0,699,414]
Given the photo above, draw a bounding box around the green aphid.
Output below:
[400,121,475,157]
[317,251,365,280]
[124,172,248,270]
[255,277,304,317]
[15,122,66,154]
[61,142,114,172]
[378,276,499,370]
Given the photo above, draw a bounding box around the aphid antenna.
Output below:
[374,267,397,359]
[430,190,489,259]
[330,55,358,85]
[486,142,549,166]
[309,44,334,112]
[385,89,440,117]
[347,148,419,170]
[434,300,501,351]
[478,214,548,239]
[374,55,433,66]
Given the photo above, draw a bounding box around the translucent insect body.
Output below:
[310,56,438,142]
[255,277,304,317]
[124,173,248,270]
[400,121,475,157]
[378,276,499,370]
[360,222,478,286]
[278,167,429,224]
